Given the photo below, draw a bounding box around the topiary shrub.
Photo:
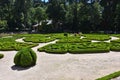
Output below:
[0,54,4,59]
[14,48,37,67]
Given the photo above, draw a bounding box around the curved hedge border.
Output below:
[38,42,110,54]
[84,34,111,41]
[110,39,120,51]
[96,71,120,80]
[38,43,68,54]
[0,42,38,51]
[0,54,4,59]
[23,37,55,43]
[57,37,90,43]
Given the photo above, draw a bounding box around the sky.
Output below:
[41,0,48,2]
[41,0,91,3]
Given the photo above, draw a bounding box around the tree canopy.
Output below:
[0,0,120,33]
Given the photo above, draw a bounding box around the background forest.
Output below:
[0,0,120,33]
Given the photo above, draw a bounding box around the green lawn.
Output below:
[96,71,120,80]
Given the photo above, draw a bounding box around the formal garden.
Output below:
[1,0,120,80]
[0,33,120,80]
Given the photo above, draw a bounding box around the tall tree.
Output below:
[100,0,119,32]
[46,0,66,32]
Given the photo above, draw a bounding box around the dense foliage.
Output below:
[1,0,120,33]
[14,48,37,67]
[38,42,110,54]
[0,37,38,51]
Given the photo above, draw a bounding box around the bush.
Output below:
[0,54,4,59]
[14,48,37,67]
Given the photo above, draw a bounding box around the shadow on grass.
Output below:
[11,65,33,71]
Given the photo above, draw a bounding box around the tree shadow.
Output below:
[11,65,32,71]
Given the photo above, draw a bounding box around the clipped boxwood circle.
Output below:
[14,48,37,67]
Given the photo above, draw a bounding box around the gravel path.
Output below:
[0,37,120,80]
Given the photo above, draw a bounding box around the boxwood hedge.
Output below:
[23,37,55,43]
[57,37,90,43]
[14,48,37,67]
[84,34,111,41]
[38,42,110,54]
[0,42,38,51]
[38,43,68,54]
[110,40,120,51]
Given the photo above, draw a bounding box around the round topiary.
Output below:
[0,54,4,59]
[14,48,37,67]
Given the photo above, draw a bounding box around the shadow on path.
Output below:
[11,65,32,71]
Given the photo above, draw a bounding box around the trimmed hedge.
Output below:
[0,54,4,59]
[68,42,110,53]
[0,42,38,51]
[96,71,120,80]
[110,41,120,51]
[23,37,55,43]
[84,34,111,41]
[0,37,38,51]
[38,43,68,54]
[57,37,90,43]
[38,42,110,54]
[14,48,37,67]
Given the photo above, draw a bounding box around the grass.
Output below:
[0,54,4,59]
[96,71,120,80]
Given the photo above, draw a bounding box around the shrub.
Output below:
[84,34,111,41]
[110,41,120,51]
[68,42,110,54]
[0,54,4,59]
[23,36,55,43]
[38,43,68,54]
[38,42,110,54]
[14,48,37,67]
[57,37,90,43]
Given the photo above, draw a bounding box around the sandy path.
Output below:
[0,37,120,80]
